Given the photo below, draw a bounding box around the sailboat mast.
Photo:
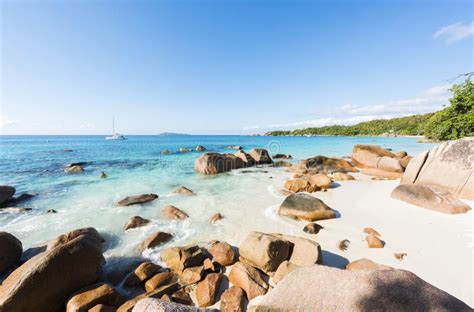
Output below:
[113,116,115,134]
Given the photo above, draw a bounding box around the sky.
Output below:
[1,0,473,135]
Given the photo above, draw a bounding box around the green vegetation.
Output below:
[266,79,474,140]
[424,79,474,140]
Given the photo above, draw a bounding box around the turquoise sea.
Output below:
[0,135,434,262]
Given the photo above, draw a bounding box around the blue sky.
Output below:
[1,0,473,135]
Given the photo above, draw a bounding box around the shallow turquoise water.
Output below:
[0,135,434,257]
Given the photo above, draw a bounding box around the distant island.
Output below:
[265,79,473,141]
[157,132,192,136]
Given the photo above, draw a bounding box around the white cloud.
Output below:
[433,21,474,44]
[245,83,451,132]
[0,115,19,128]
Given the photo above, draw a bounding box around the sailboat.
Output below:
[105,117,126,140]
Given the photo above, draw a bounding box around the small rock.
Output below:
[332,172,355,181]
[195,145,206,152]
[179,148,190,153]
[144,272,177,292]
[203,258,219,273]
[363,227,381,237]
[123,216,151,231]
[346,258,392,271]
[220,286,245,312]
[228,262,268,300]
[338,239,350,251]
[366,234,384,248]
[64,149,73,152]
[210,213,223,224]
[160,245,206,273]
[124,262,161,286]
[208,241,236,266]
[180,266,204,285]
[161,150,171,155]
[227,145,243,150]
[173,186,194,195]
[162,205,189,220]
[139,231,173,252]
[195,273,223,307]
[394,253,407,261]
[46,209,57,213]
[272,154,292,159]
[64,164,84,173]
[117,194,158,206]
[65,283,124,312]
[100,171,108,178]
[171,289,193,306]
[303,223,323,234]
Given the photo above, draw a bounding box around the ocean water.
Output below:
[0,135,434,262]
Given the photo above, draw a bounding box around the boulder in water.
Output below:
[249,149,273,165]
[117,194,158,206]
[162,205,189,220]
[0,186,15,205]
[194,153,245,174]
[123,216,150,231]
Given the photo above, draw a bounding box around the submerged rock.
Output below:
[173,186,194,195]
[64,164,84,173]
[279,193,336,221]
[0,235,104,312]
[0,186,16,205]
[162,205,189,220]
[248,265,471,311]
[139,231,173,252]
[272,154,292,159]
[117,194,158,206]
[179,148,191,153]
[391,184,471,214]
[0,232,22,274]
[123,216,151,231]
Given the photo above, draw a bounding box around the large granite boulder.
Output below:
[194,153,245,174]
[270,233,322,266]
[0,235,104,312]
[239,232,292,274]
[248,265,471,311]
[400,138,474,200]
[249,149,273,165]
[293,156,357,174]
[391,184,471,214]
[47,227,105,250]
[0,185,15,205]
[208,241,236,266]
[220,286,245,312]
[279,193,336,221]
[195,272,223,307]
[0,232,22,274]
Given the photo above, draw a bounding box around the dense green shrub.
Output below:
[424,79,474,140]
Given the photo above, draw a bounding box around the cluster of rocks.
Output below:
[392,137,473,214]
[195,148,273,174]
[351,144,411,179]
[0,185,35,211]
